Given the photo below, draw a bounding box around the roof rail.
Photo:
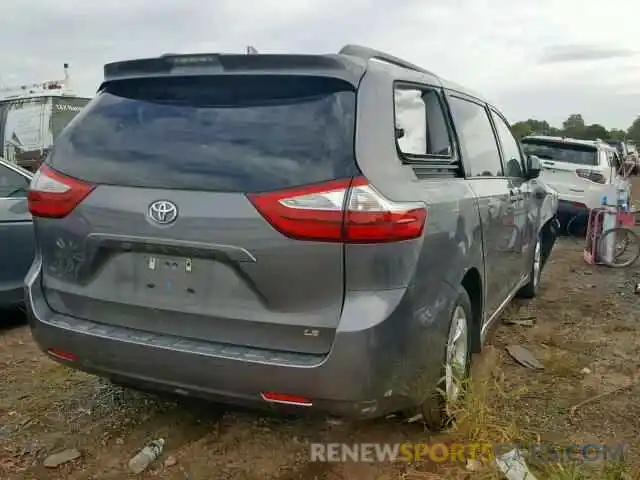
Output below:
[338,44,435,76]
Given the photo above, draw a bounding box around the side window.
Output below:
[448,96,503,177]
[490,110,524,178]
[394,86,452,157]
[0,165,29,198]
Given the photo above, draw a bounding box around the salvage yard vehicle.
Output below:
[521,136,630,227]
[0,157,33,308]
[25,45,559,429]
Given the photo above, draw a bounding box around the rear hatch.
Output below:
[29,72,360,355]
[521,138,608,199]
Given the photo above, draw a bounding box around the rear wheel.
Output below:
[418,287,472,431]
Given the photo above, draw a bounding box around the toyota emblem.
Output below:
[148,200,178,225]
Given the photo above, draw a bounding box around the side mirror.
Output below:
[526,154,541,179]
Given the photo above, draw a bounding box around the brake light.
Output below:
[576,169,606,184]
[247,177,427,243]
[261,392,312,406]
[27,165,95,218]
[47,348,78,361]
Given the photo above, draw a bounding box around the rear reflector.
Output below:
[47,348,78,361]
[28,165,95,218]
[261,392,313,406]
[247,176,427,243]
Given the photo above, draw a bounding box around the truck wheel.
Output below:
[416,286,473,431]
[517,233,542,299]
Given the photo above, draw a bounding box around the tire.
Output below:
[517,233,542,299]
[416,286,473,431]
[597,227,640,268]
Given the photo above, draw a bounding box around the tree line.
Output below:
[511,114,640,145]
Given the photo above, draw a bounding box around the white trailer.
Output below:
[0,64,91,171]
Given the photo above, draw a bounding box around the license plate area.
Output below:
[139,254,198,297]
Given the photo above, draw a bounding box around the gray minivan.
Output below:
[26,45,558,429]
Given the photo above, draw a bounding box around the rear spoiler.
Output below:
[101,53,366,89]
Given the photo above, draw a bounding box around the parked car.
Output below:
[0,157,34,308]
[25,46,559,429]
[521,136,629,225]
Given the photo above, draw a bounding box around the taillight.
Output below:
[247,176,427,243]
[47,348,78,362]
[27,165,95,218]
[576,169,606,184]
[261,392,312,406]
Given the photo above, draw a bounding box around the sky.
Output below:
[1,0,638,130]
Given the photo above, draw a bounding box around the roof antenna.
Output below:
[246,46,259,55]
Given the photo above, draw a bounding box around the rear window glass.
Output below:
[48,76,357,192]
[521,139,598,166]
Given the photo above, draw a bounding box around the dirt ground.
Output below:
[1,183,639,480]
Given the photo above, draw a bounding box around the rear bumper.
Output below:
[25,257,455,419]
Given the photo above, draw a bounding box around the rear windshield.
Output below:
[48,76,357,192]
[521,139,598,166]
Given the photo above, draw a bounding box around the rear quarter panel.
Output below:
[350,67,484,291]
[342,66,484,400]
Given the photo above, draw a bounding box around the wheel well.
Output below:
[461,268,482,353]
